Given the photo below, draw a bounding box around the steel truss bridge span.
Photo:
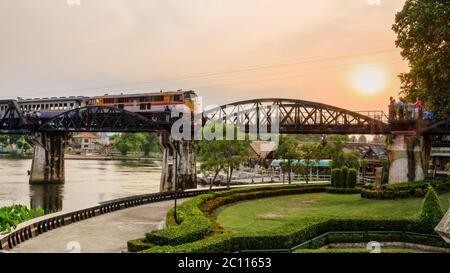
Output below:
[201,98,391,135]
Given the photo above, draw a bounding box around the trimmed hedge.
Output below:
[382,178,450,192]
[333,169,344,188]
[347,169,357,189]
[143,218,439,253]
[138,184,329,249]
[325,187,361,194]
[420,186,444,230]
[331,167,357,189]
[362,178,450,199]
[127,238,155,253]
[341,167,349,188]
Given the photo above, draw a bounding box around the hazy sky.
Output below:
[0,0,409,112]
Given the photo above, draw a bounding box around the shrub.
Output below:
[341,167,349,188]
[334,169,343,188]
[325,187,361,194]
[331,169,338,188]
[382,171,389,184]
[382,178,450,192]
[420,185,444,230]
[0,205,45,232]
[347,168,357,189]
[362,178,450,200]
[361,189,411,199]
[127,238,155,253]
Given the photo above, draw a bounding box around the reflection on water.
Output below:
[30,184,64,213]
[0,159,162,212]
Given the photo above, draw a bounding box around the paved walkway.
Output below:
[10,199,184,253]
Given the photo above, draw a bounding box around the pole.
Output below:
[173,141,179,224]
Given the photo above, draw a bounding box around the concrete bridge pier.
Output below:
[28,132,69,184]
[159,133,197,192]
[387,134,431,184]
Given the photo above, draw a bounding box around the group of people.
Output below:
[21,111,43,126]
[388,97,433,122]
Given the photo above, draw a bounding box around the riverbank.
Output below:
[65,154,162,161]
[0,153,32,160]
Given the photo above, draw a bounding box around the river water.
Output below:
[0,159,163,213]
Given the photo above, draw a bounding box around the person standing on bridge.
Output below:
[388,97,397,121]
[415,98,424,120]
[406,102,414,120]
[398,99,405,121]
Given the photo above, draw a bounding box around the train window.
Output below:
[70,103,74,109]
[139,97,147,102]
[64,103,68,110]
[117,98,126,103]
[45,104,49,110]
[172,95,183,102]
[150,96,164,102]
[184,92,197,100]
[104,98,115,104]
[128,97,139,103]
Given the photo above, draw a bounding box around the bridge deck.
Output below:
[8,199,186,253]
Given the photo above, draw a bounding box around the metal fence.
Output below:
[239,231,450,253]
[0,188,224,251]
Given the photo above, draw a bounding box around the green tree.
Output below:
[16,137,32,154]
[111,133,146,156]
[420,185,444,230]
[274,135,301,184]
[0,135,9,148]
[321,135,347,168]
[198,125,249,189]
[392,0,450,117]
[139,133,159,157]
[298,143,320,184]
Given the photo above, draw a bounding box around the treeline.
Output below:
[274,135,366,184]
[110,133,160,157]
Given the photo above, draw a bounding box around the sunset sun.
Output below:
[352,67,386,95]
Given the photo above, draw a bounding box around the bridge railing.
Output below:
[356,111,389,123]
[0,188,225,251]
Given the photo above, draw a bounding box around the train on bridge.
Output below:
[0,90,198,119]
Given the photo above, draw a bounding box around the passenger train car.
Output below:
[0,90,197,120]
[89,90,197,114]
[0,96,90,119]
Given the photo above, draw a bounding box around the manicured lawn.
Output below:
[215,192,450,234]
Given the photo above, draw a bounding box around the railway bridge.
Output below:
[1,98,449,190]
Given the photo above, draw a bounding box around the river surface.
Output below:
[0,159,163,213]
